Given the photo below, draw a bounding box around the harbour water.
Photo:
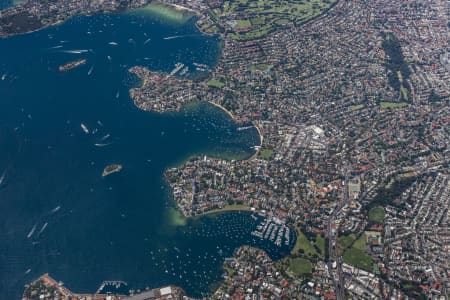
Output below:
[0,0,24,10]
[0,8,295,299]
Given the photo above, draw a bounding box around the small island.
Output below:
[58,59,86,72]
[102,164,123,177]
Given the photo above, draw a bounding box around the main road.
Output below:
[326,161,350,300]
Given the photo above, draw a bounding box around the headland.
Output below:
[22,273,185,300]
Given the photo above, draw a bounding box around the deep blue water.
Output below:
[0,0,12,10]
[0,0,23,10]
[0,10,295,299]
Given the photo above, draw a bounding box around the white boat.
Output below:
[88,65,94,76]
[60,49,89,54]
[94,142,112,147]
[38,222,48,235]
[1,73,7,80]
[168,63,185,77]
[80,123,89,134]
[0,170,5,185]
[163,35,186,40]
[193,62,209,69]
[108,41,118,46]
[50,205,61,214]
[27,224,37,239]
[98,134,110,141]
[144,38,151,45]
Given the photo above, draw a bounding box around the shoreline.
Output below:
[249,123,264,159]
[207,101,235,120]
[168,3,199,15]
[135,1,199,25]
[207,101,264,157]
[191,204,256,218]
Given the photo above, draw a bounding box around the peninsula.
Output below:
[22,273,185,300]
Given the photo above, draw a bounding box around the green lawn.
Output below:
[197,204,253,217]
[343,233,372,271]
[219,0,337,40]
[352,234,367,251]
[397,71,403,83]
[380,101,408,109]
[400,86,408,100]
[315,235,326,255]
[258,148,273,160]
[368,206,385,223]
[207,79,225,88]
[350,104,364,111]
[250,17,266,25]
[339,234,357,250]
[289,258,312,275]
[249,64,272,72]
[274,18,290,25]
[343,248,372,271]
[236,19,252,28]
[291,227,318,256]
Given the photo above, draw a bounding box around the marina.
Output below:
[96,280,128,294]
[167,62,185,77]
[251,216,292,247]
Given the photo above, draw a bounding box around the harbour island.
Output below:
[102,164,123,177]
[58,59,87,72]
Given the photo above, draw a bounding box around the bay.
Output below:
[0,8,295,299]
